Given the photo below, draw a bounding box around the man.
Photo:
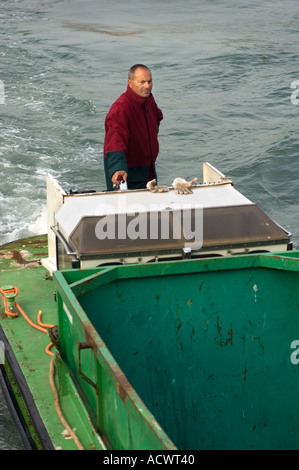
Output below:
[104,64,163,190]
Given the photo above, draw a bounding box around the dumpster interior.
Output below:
[60,253,299,450]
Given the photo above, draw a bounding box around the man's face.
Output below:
[128,67,153,98]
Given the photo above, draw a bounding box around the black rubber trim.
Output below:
[0,325,55,450]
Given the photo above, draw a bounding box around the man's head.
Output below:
[128,64,153,98]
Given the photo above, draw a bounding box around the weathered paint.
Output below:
[0,236,106,449]
[2,235,299,450]
[54,250,299,450]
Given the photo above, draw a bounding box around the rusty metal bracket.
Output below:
[77,341,98,390]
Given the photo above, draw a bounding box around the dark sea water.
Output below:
[1,0,299,449]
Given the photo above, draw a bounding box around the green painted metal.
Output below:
[0,236,105,450]
[54,251,299,450]
[54,267,177,450]
[2,235,299,450]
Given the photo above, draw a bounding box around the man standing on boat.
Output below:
[104,64,163,190]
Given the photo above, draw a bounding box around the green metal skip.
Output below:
[54,250,299,450]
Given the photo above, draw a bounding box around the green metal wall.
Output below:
[55,253,299,449]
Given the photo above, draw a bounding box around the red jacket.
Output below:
[104,85,163,190]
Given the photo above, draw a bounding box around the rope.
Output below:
[37,310,55,328]
[1,285,86,449]
[15,304,48,334]
[45,342,54,356]
[49,357,84,450]
[0,287,54,356]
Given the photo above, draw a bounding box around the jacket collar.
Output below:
[126,85,152,105]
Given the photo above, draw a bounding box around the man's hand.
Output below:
[112,170,128,185]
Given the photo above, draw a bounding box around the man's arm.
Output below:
[104,150,128,190]
[104,106,129,190]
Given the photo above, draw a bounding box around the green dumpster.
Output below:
[54,251,299,450]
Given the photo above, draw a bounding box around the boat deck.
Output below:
[3,234,299,450]
[0,235,105,450]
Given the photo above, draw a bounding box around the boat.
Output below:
[0,162,298,450]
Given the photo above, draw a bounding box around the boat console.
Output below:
[42,163,292,272]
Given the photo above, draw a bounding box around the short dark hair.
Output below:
[128,64,151,80]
